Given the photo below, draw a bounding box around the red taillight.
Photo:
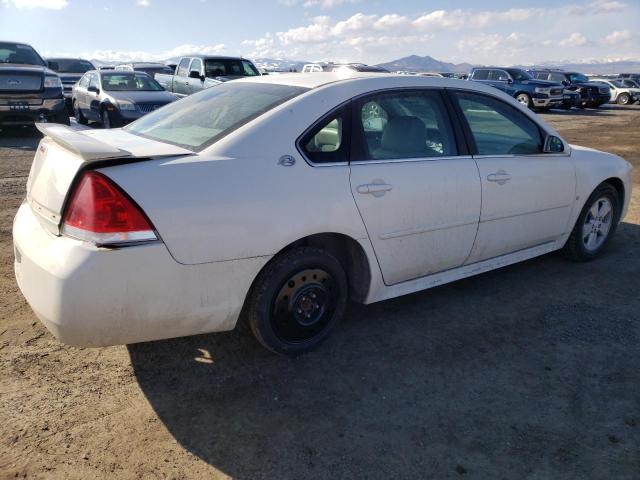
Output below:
[62,171,157,245]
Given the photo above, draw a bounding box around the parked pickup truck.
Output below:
[155,55,260,97]
[528,69,611,108]
[469,67,564,110]
[0,41,69,126]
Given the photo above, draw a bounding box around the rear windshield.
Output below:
[204,59,260,77]
[0,42,45,66]
[126,82,308,151]
[102,73,163,91]
[48,59,94,73]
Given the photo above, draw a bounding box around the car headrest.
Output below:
[380,116,427,155]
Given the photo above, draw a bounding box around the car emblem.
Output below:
[278,155,296,167]
[7,79,21,86]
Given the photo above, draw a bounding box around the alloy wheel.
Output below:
[581,197,613,252]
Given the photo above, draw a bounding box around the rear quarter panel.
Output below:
[101,84,372,265]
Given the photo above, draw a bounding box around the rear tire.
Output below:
[74,101,88,125]
[562,183,620,261]
[101,109,112,129]
[245,247,348,356]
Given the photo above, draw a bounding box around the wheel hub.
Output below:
[272,268,337,342]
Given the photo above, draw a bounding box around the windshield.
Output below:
[48,59,94,73]
[0,42,45,66]
[102,73,164,91]
[505,69,533,81]
[126,82,308,151]
[568,73,589,83]
[204,59,260,77]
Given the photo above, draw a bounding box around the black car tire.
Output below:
[617,93,630,105]
[101,109,112,129]
[73,101,88,125]
[50,110,70,126]
[562,183,620,262]
[245,246,348,356]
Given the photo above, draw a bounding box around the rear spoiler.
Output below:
[35,123,134,162]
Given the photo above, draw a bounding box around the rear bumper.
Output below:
[0,98,65,125]
[13,202,270,346]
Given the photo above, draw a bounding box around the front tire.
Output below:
[617,93,630,105]
[516,93,532,108]
[245,247,348,356]
[562,183,620,261]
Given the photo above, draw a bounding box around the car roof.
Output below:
[186,55,249,61]
[46,57,91,61]
[234,71,503,93]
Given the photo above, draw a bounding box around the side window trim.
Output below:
[447,89,547,157]
[350,88,464,164]
[295,100,352,167]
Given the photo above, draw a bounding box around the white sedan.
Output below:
[13,73,632,355]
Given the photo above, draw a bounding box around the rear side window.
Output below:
[472,70,489,80]
[454,91,542,155]
[300,104,350,164]
[354,90,457,161]
[488,70,509,81]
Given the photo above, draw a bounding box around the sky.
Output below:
[0,0,638,65]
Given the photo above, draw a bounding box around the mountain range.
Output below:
[91,54,640,75]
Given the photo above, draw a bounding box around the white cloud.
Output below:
[568,0,626,15]
[559,32,588,47]
[1,0,67,8]
[603,30,633,45]
[136,0,150,5]
[280,0,360,8]
[48,44,227,63]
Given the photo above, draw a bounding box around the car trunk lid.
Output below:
[27,124,192,235]
[0,68,43,92]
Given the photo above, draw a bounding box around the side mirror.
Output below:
[543,135,564,153]
[562,80,569,86]
[507,78,514,84]
[189,70,203,80]
[87,85,99,94]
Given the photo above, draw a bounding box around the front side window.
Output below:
[454,91,542,155]
[355,90,457,161]
[127,82,308,151]
[489,70,510,82]
[568,73,589,83]
[78,74,90,88]
[204,59,260,78]
[88,73,99,89]
[177,58,190,77]
[549,73,566,83]
[189,58,203,74]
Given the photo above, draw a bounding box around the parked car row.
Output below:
[1,39,639,130]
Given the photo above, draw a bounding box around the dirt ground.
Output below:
[1,106,639,479]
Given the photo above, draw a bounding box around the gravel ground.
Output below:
[1,105,639,479]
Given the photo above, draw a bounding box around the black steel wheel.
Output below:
[245,247,348,356]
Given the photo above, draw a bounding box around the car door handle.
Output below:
[357,183,393,196]
[487,171,511,185]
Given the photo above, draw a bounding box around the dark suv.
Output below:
[469,67,564,110]
[529,69,611,108]
[0,41,68,127]
[46,58,95,113]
